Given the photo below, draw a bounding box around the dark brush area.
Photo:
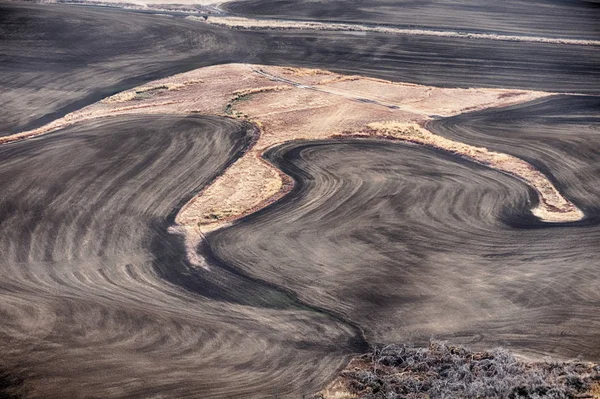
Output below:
[334,341,599,399]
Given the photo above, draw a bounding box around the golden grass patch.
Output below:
[364,122,583,222]
[1,63,580,238]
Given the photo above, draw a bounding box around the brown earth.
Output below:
[195,16,600,47]
[317,342,600,399]
[1,63,580,238]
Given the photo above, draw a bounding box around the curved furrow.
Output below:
[223,0,600,40]
[0,3,259,136]
[3,2,600,140]
[428,95,600,219]
[0,114,362,398]
[207,136,600,361]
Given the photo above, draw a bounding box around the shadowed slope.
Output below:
[0,115,362,398]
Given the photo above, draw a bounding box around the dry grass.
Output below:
[101,80,203,104]
[226,85,291,116]
[197,16,600,46]
[590,382,600,398]
[0,118,71,146]
[231,85,290,98]
[282,67,331,77]
[1,63,579,237]
[179,152,283,228]
[363,122,583,222]
[318,377,358,399]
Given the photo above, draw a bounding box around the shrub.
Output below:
[340,341,599,399]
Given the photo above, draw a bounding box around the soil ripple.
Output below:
[0,114,361,398]
[208,129,600,362]
[428,95,600,222]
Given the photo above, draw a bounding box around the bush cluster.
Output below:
[343,341,599,399]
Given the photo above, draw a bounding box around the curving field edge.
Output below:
[0,64,585,266]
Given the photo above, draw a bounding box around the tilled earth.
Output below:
[2,2,600,136]
[0,1,599,398]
